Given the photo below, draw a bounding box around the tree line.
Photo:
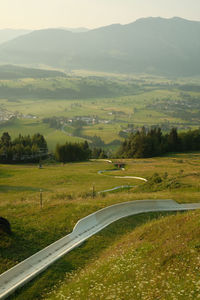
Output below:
[3,127,199,164]
[117,127,200,158]
[55,141,107,163]
[0,131,108,164]
[0,132,48,163]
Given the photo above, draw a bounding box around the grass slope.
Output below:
[47,210,200,300]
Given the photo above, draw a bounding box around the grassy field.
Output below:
[0,153,200,299]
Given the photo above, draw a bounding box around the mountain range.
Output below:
[0,17,200,76]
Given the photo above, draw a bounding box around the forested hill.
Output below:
[0,65,66,79]
[0,17,200,76]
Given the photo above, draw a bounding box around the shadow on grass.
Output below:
[0,172,13,179]
[0,186,49,193]
[7,211,178,300]
[0,229,57,265]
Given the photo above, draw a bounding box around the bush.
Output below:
[0,217,12,235]
[137,172,183,192]
[149,173,162,184]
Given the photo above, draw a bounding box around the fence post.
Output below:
[40,189,43,209]
[92,184,95,199]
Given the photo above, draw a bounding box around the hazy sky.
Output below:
[1,0,200,30]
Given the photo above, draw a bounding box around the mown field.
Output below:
[1,153,200,299]
[0,74,200,151]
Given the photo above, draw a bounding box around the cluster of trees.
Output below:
[55,141,91,163]
[117,127,200,158]
[0,131,109,164]
[91,148,107,159]
[0,132,48,163]
[55,141,109,162]
[42,116,63,129]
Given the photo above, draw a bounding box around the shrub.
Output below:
[0,217,12,235]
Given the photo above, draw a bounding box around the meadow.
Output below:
[1,153,200,299]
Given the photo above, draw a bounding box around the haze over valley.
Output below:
[0,17,200,76]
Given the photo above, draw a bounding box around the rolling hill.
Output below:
[0,17,200,76]
[0,29,31,44]
[0,64,66,79]
[62,27,89,33]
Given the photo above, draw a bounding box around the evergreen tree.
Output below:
[117,127,200,159]
[55,141,91,163]
[168,128,179,152]
[0,132,11,147]
[0,132,48,163]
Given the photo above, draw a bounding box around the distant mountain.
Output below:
[61,27,89,33]
[0,29,32,44]
[0,64,66,79]
[0,17,200,76]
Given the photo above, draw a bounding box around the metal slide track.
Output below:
[1,199,200,299]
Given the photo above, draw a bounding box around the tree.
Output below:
[0,132,11,147]
[32,133,48,152]
[168,128,179,152]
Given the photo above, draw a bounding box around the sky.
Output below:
[0,0,200,30]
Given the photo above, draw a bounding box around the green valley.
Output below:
[0,72,200,151]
